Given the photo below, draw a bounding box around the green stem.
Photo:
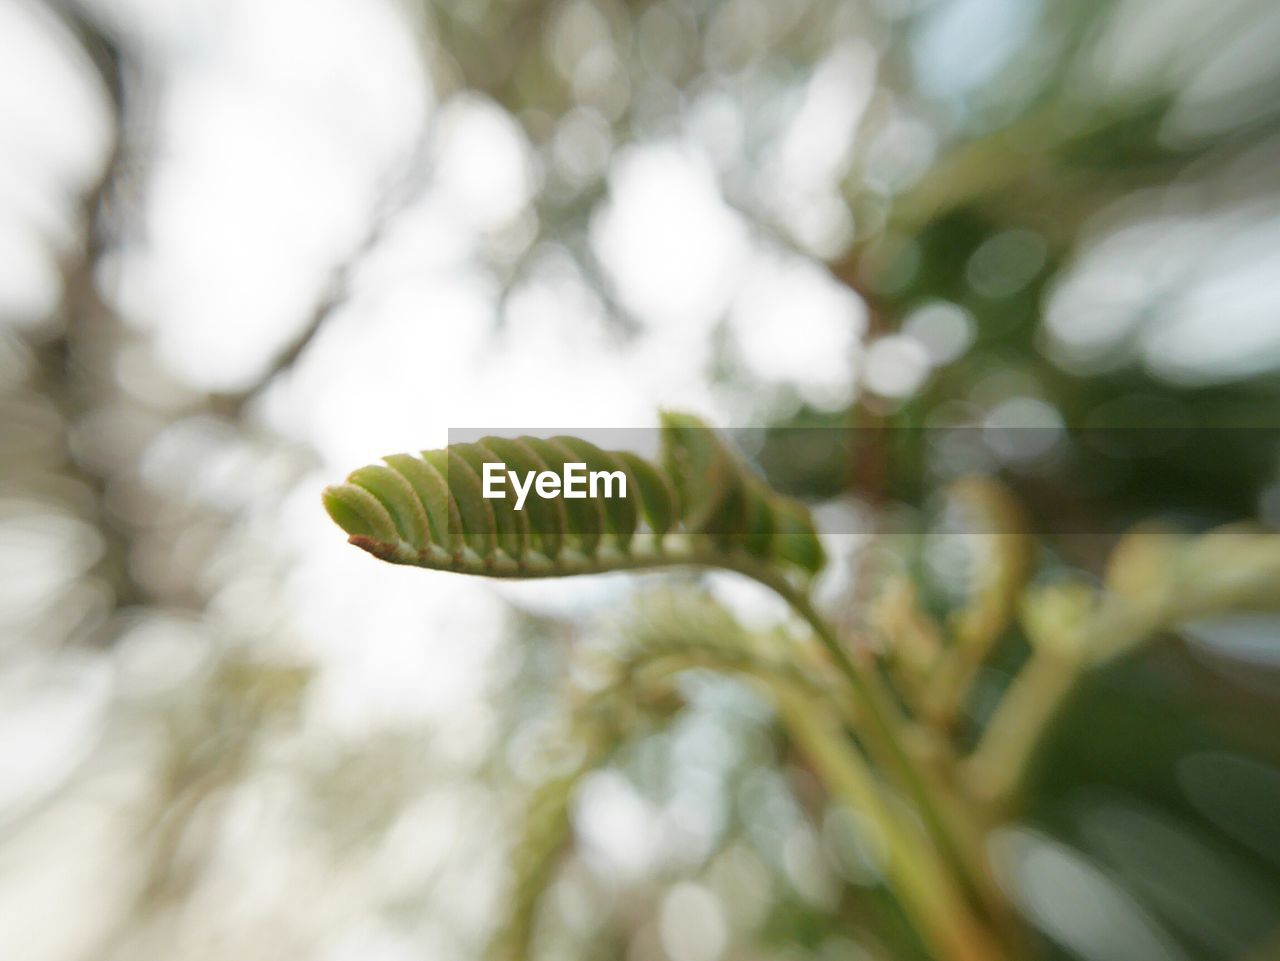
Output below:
[602,621,1004,960]
[384,535,1005,928]
[749,573,1008,931]
[965,648,1081,805]
[965,600,1157,808]
[774,689,1007,961]
[925,643,990,728]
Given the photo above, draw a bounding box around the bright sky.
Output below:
[2,1,1279,957]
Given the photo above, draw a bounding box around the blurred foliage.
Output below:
[3,0,1280,959]
[332,427,1280,960]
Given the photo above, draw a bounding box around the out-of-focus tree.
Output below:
[2,0,1279,959]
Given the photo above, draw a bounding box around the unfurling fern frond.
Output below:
[322,413,825,582]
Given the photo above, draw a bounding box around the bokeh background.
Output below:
[2,0,1279,958]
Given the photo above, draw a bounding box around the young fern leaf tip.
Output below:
[322,413,826,582]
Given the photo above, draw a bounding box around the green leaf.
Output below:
[520,436,606,557]
[478,436,566,559]
[771,495,827,574]
[614,449,676,539]
[552,435,638,550]
[453,442,529,561]
[346,465,430,547]
[383,453,458,553]
[427,448,496,561]
[323,414,828,583]
[322,483,398,544]
[660,410,747,540]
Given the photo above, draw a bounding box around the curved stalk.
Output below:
[776,585,1009,925]
[774,689,1008,961]
[964,649,1081,806]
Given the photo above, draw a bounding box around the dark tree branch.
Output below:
[210,132,433,420]
[30,4,151,616]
